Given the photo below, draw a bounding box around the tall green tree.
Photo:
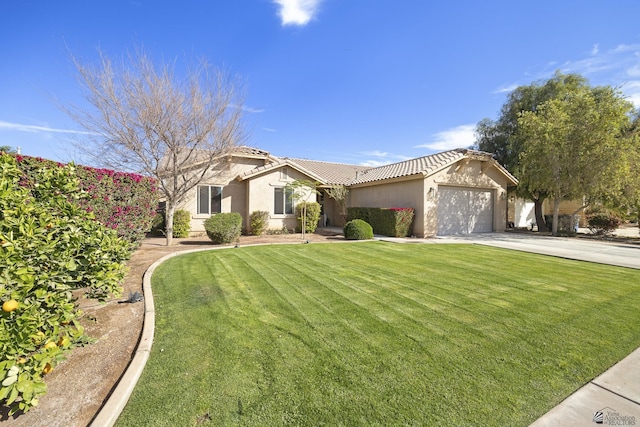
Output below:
[474,71,617,231]
[517,85,636,235]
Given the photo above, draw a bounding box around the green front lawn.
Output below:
[117,242,640,426]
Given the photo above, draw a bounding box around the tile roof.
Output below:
[285,158,370,185]
[236,147,518,186]
[349,149,467,185]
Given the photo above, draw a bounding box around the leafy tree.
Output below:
[517,85,636,235]
[0,146,16,154]
[66,48,246,245]
[474,72,590,230]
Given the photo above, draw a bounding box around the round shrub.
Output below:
[172,209,191,238]
[250,210,270,236]
[587,211,622,235]
[343,219,374,240]
[204,212,242,244]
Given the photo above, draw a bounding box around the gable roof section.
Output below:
[235,147,518,187]
[350,148,518,186]
[236,158,327,184]
[286,158,370,185]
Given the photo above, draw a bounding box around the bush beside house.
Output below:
[0,153,131,414]
[347,207,415,237]
[204,213,243,244]
[250,211,270,236]
[296,202,321,234]
[343,219,374,240]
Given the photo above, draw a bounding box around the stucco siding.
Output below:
[349,178,425,237]
[426,160,508,236]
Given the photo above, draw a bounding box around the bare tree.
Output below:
[65,48,246,245]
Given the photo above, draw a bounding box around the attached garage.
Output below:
[437,187,494,235]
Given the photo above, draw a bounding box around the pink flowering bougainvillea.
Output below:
[14,155,159,245]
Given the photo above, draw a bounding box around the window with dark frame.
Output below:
[197,185,222,215]
[274,187,293,215]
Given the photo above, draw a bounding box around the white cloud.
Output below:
[242,105,266,113]
[358,159,389,167]
[414,124,476,151]
[621,81,640,107]
[361,150,388,157]
[493,83,519,94]
[262,127,277,132]
[273,0,322,26]
[0,121,96,135]
[497,43,640,108]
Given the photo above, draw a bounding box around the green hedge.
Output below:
[347,207,415,237]
[204,213,242,244]
[15,155,158,245]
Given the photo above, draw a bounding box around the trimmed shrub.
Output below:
[296,202,321,233]
[0,153,131,414]
[343,219,374,240]
[172,210,191,238]
[250,211,270,236]
[587,211,622,235]
[204,213,242,244]
[347,207,414,237]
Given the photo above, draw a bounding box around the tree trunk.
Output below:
[165,203,175,246]
[551,197,560,236]
[534,198,547,232]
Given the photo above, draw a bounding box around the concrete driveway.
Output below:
[437,232,640,269]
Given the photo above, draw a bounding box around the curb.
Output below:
[90,244,277,426]
[90,248,212,426]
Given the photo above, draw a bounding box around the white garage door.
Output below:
[437,187,494,235]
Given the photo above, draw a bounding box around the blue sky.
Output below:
[2,1,640,167]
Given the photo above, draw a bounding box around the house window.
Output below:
[274,187,293,215]
[197,185,222,215]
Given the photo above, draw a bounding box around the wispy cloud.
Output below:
[361,150,388,157]
[242,105,266,113]
[495,43,640,107]
[0,121,96,135]
[493,83,519,94]
[273,0,322,26]
[414,124,476,151]
[358,159,389,167]
[262,127,277,132]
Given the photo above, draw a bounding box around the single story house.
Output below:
[177,146,518,237]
